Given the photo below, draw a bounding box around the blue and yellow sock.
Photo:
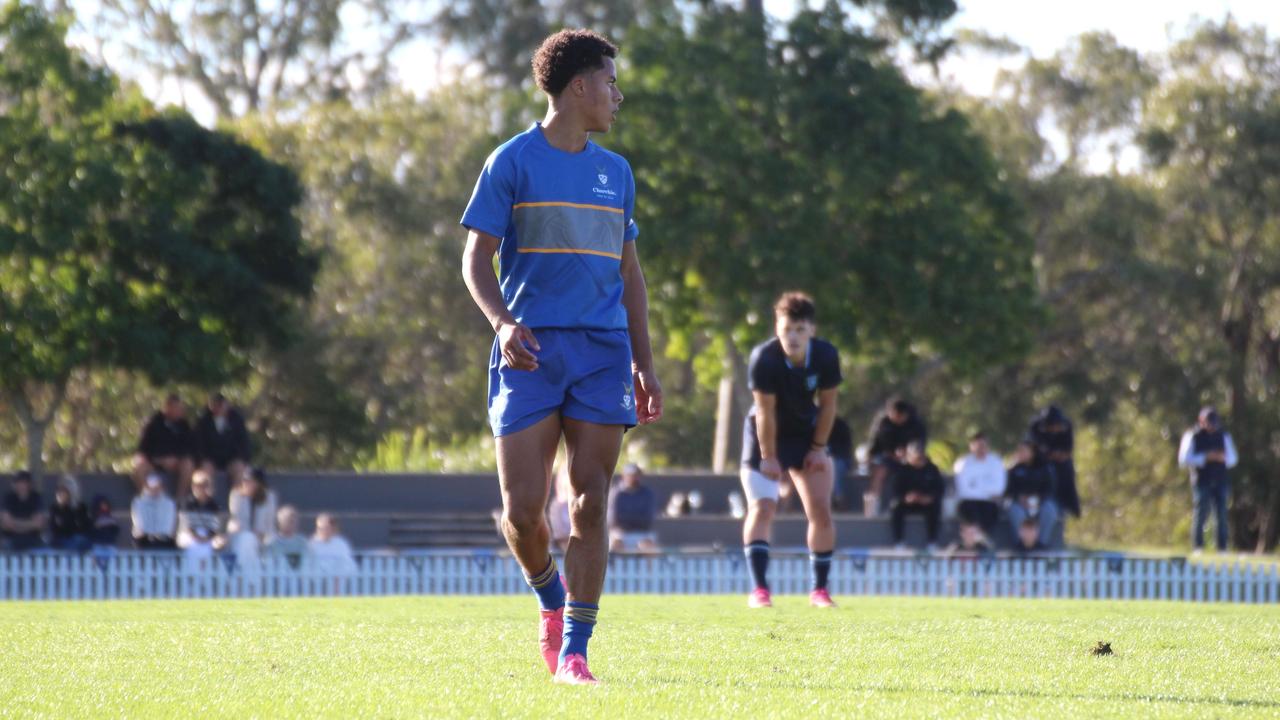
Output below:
[560,601,598,664]
[810,550,833,591]
[525,556,566,612]
[746,541,770,590]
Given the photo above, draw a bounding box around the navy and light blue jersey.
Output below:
[747,337,842,439]
[461,122,639,331]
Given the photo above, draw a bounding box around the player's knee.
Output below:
[808,503,833,527]
[501,506,544,537]
[570,490,607,528]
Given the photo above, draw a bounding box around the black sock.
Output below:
[811,550,833,591]
[745,541,770,590]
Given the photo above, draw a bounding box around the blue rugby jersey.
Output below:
[461,122,639,331]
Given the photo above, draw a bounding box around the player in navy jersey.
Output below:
[740,292,841,608]
[460,29,662,685]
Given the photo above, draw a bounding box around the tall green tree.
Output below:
[0,1,317,479]
[610,4,1038,467]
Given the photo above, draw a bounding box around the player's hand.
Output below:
[803,448,831,474]
[497,321,540,371]
[759,457,782,482]
[634,368,663,424]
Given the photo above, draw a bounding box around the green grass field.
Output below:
[2,595,1278,719]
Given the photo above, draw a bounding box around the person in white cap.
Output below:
[607,463,658,552]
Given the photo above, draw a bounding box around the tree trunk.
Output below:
[711,337,749,473]
[4,379,69,483]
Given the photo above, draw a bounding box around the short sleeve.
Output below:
[460,148,516,239]
[623,160,639,242]
[818,342,842,389]
[747,345,780,394]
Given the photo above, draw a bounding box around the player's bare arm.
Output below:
[462,229,541,371]
[805,387,838,472]
[753,390,782,480]
[621,241,662,424]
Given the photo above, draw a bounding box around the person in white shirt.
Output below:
[131,473,177,549]
[952,431,1006,531]
[309,513,356,575]
[229,467,278,545]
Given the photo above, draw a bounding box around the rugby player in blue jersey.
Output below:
[461,29,662,685]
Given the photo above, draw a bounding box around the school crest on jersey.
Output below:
[806,374,819,391]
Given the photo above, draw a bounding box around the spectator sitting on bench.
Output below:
[866,397,927,517]
[177,470,223,551]
[953,431,1006,531]
[309,513,356,574]
[195,392,252,494]
[947,520,993,556]
[88,495,120,548]
[1005,441,1059,549]
[1012,517,1047,555]
[608,463,658,553]
[2,470,47,552]
[889,442,944,551]
[264,505,310,567]
[49,475,91,552]
[230,467,278,546]
[133,394,196,498]
[131,473,177,550]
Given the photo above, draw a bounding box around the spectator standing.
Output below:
[309,513,357,574]
[1178,407,1238,553]
[131,474,177,549]
[88,495,120,547]
[953,432,1006,531]
[176,470,223,550]
[889,442,944,550]
[49,475,92,552]
[608,464,658,552]
[1028,406,1081,519]
[230,467,279,545]
[2,471,47,551]
[132,394,196,498]
[264,505,310,567]
[1005,441,1059,547]
[866,397,927,516]
[194,393,253,497]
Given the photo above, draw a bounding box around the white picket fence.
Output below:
[1,550,1277,603]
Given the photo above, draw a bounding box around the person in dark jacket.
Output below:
[195,393,253,496]
[889,442,944,549]
[1177,406,1238,553]
[2,471,46,551]
[1028,405,1081,518]
[1005,440,1059,547]
[132,394,195,497]
[88,495,121,547]
[866,397,927,517]
[49,475,92,552]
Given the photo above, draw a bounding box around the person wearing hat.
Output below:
[1178,407,1238,553]
[607,463,658,553]
[2,471,47,551]
[131,473,177,549]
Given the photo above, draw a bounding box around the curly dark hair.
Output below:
[774,291,816,322]
[532,29,618,96]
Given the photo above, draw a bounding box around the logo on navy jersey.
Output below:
[806,374,818,391]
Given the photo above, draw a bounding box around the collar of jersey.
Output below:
[783,339,811,371]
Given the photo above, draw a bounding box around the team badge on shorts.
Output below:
[622,381,634,410]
